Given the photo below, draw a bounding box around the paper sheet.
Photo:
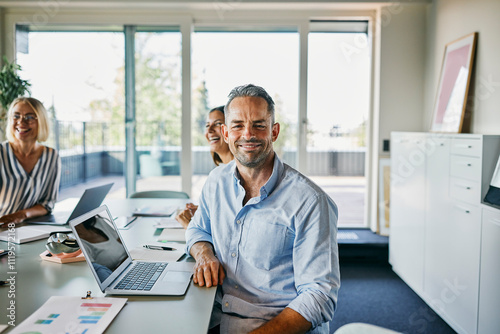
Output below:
[132,205,177,217]
[0,225,68,244]
[10,296,127,334]
[157,228,186,243]
[154,217,183,229]
[129,247,185,262]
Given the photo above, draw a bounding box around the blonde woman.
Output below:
[0,97,61,225]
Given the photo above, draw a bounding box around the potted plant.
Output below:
[0,55,31,140]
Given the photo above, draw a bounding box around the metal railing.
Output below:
[47,120,365,189]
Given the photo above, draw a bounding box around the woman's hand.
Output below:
[0,211,27,226]
[175,203,199,229]
[0,204,48,227]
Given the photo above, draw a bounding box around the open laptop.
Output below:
[26,183,113,225]
[69,205,193,296]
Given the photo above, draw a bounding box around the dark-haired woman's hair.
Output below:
[209,105,226,166]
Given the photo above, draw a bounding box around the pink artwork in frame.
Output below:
[430,32,477,133]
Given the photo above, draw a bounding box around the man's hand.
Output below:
[190,242,225,287]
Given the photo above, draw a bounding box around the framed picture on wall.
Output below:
[430,32,478,133]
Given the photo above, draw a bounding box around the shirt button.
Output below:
[235,285,238,289]
[236,220,241,224]
[225,302,229,307]
[231,252,236,258]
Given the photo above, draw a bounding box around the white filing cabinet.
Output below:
[390,132,500,334]
[478,206,500,334]
[442,137,482,334]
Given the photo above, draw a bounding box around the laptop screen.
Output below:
[72,207,129,284]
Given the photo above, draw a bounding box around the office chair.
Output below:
[129,190,189,199]
[334,323,401,334]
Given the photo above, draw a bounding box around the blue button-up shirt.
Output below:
[186,154,340,333]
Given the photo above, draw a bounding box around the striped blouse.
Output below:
[0,141,61,216]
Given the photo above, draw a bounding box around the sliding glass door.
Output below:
[307,25,370,227]
[134,28,182,194]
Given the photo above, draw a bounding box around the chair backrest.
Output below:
[129,190,189,199]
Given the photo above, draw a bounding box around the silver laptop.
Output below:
[26,183,113,225]
[69,205,193,296]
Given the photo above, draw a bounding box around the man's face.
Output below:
[222,96,279,169]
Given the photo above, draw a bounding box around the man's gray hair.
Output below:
[225,84,275,123]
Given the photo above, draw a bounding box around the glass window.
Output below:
[134,30,182,194]
[307,31,370,227]
[16,30,126,198]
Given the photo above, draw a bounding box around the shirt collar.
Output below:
[230,153,284,200]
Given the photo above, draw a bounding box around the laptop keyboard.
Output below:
[115,262,167,291]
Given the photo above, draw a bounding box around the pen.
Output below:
[123,216,138,228]
[143,245,176,251]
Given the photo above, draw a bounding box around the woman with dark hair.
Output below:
[175,106,233,229]
[0,97,61,225]
[206,105,233,166]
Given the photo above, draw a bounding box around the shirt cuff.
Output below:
[185,229,214,255]
[287,289,335,329]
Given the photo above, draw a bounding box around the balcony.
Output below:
[53,120,366,227]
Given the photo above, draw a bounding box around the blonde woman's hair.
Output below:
[6,97,50,142]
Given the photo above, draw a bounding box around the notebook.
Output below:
[69,205,193,296]
[26,183,114,225]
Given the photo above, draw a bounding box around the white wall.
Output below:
[368,3,427,231]
[379,4,427,144]
[424,0,500,134]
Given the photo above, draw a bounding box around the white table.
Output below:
[0,198,216,333]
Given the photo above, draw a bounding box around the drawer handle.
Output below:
[454,183,472,190]
[456,161,473,167]
[454,204,471,214]
[456,144,473,149]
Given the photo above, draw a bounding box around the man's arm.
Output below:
[190,241,225,288]
[250,307,311,334]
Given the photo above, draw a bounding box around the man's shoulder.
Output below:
[281,163,325,196]
[204,161,234,190]
[208,160,234,178]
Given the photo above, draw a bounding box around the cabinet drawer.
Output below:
[451,138,482,157]
[450,155,481,182]
[451,201,480,219]
[450,177,480,204]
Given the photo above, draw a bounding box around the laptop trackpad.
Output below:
[162,271,192,283]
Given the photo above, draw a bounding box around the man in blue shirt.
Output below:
[186,84,340,333]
